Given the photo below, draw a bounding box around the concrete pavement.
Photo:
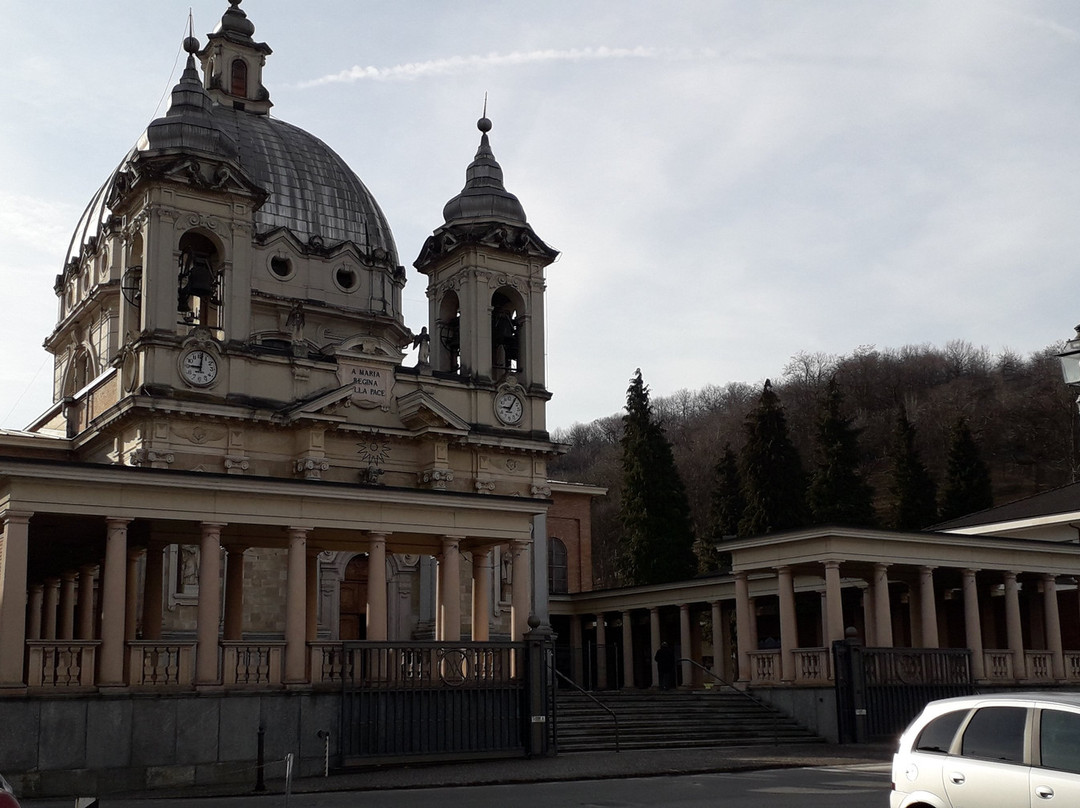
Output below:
[44,742,892,803]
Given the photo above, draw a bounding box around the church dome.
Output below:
[65,8,397,270]
[66,110,398,268]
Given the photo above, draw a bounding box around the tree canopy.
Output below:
[616,369,697,586]
[738,380,809,536]
[888,410,939,530]
[808,377,876,527]
[939,418,994,521]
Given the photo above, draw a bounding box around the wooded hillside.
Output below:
[549,341,1078,588]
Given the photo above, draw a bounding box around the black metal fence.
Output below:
[834,643,974,742]
[340,641,530,764]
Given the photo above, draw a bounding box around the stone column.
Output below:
[916,566,938,648]
[284,527,309,683]
[434,551,443,640]
[366,533,388,641]
[862,587,875,646]
[679,603,692,688]
[1003,571,1024,678]
[823,561,844,646]
[734,572,752,683]
[42,578,60,640]
[99,517,131,687]
[595,612,608,690]
[1043,574,1065,680]
[471,549,492,642]
[439,537,462,642]
[872,563,893,647]
[27,584,44,641]
[570,615,584,685]
[195,523,224,685]
[510,539,531,641]
[621,610,634,689]
[649,606,661,688]
[0,512,31,688]
[777,566,797,682]
[58,572,77,641]
[125,549,142,642]
[142,546,164,641]
[77,565,97,640]
[710,600,723,680]
[306,551,319,643]
[223,545,246,641]
[961,569,985,680]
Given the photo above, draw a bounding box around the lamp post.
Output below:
[1056,326,1080,388]
[1057,326,1080,481]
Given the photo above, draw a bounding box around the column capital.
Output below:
[962,567,980,577]
[823,560,841,571]
[919,565,938,573]
[2,510,33,526]
[106,516,133,528]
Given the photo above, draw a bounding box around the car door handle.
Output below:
[949,772,966,785]
[1035,785,1055,799]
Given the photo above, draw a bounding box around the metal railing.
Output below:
[553,668,620,752]
[679,658,779,745]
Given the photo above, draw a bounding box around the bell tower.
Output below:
[415,116,558,430]
[198,0,273,115]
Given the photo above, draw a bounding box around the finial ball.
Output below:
[477,117,492,134]
[183,36,200,54]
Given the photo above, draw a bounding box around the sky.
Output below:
[3,1,1080,432]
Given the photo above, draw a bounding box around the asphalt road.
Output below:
[24,763,893,808]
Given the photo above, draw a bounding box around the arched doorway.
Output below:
[339,555,369,640]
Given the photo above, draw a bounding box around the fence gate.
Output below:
[834,643,974,743]
[340,641,533,765]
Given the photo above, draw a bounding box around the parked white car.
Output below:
[890,692,1080,807]
[0,773,20,808]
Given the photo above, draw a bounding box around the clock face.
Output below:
[495,392,524,425]
[180,349,219,387]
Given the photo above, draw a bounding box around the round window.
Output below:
[335,265,358,292]
[270,255,293,279]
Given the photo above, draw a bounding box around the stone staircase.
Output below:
[553,687,823,752]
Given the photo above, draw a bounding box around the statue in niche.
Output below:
[412,326,431,366]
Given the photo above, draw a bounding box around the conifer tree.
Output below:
[738,380,808,536]
[808,378,876,526]
[939,418,994,521]
[616,369,697,585]
[888,410,938,530]
[698,443,744,572]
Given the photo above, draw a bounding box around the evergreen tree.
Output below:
[888,410,938,530]
[808,378,876,526]
[738,380,809,536]
[939,418,994,521]
[616,369,697,585]
[698,443,744,572]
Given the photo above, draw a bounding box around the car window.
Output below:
[960,706,1027,763]
[1040,709,1080,774]
[915,709,968,753]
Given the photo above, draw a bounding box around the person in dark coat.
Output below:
[654,641,677,690]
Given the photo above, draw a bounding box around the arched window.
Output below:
[177,231,222,330]
[437,292,461,373]
[230,59,248,97]
[491,289,522,374]
[549,538,568,595]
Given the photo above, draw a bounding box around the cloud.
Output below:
[297,46,707,87]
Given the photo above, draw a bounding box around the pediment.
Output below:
[396,390,470,432]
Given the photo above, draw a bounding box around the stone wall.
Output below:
[2,690,340,798]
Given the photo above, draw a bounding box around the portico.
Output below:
[550,526,1080,693]
[4,457,541,693]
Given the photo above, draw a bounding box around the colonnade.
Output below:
[556,558,1080,691]
[1,510,535,690]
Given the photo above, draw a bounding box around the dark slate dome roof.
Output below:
[66,75,397,268]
